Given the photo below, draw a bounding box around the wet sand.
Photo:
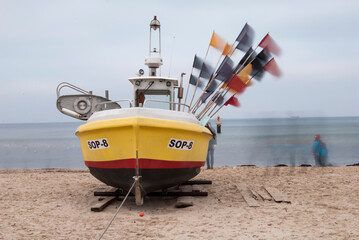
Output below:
[1,166,358,239]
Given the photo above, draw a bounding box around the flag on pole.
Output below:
[189,74,204,88]
[249,49,271,81]
[250,58,265,81]
[257,49,271,63]
[199,62,215,80]
[214,93,224,105]
[238,63,253,86]
[263,58,282,77]
[202,91,223,105]
[222,43,232,55]
[224,96,240,107]
[206,77,219,92]
[201,91,214,103]
[258,34,281,56]
[237,47,256,72]
[227,74,246,92]
[189,74,197,85]
[216,56,234,82]
[192,55,204,70]
[209,31,227,52]
[235,23,255,52]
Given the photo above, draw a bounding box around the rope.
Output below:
[97,180,137,240]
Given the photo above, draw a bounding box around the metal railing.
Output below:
[95,99,133,111]
[144,99,190,111]
[56,82,89,98]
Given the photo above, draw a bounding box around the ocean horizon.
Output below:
[1,116,358,169]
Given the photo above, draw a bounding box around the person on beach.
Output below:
[206,123,217,169]
[312,134,328,166]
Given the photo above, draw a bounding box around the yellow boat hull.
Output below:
[76,117,212,194]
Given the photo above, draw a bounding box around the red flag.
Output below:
[263,58,282,77]
[224,96,240,107]
[258,34,281,56]
[237,85,246,94]
[227,74,245,92]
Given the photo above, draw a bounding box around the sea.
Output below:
[0,117,358,169]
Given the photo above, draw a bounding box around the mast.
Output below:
[145,16,163,76]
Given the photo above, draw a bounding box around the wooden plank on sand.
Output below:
[249,189,261,201]
[235,185,260,207]
[256,188,272,201]
[264,187,291,203]
[91,196,117,212]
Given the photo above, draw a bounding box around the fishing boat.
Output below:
[57,16,283,205]
[56,16,212,205]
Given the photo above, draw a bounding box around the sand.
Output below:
[1,166,359,240]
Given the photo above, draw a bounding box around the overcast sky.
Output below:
[1,0,358,123]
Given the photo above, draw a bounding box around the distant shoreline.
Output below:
[1,115,358,125]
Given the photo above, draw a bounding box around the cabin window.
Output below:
[136,89,171,110]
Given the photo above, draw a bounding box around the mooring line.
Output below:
[97,179,137,240]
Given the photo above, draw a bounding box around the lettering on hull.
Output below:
[168,138,194,150]
[87,138,110,150]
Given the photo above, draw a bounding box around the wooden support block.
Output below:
[256,188,272,201]
[175,196,193,208]
[147,191,207,197]
[91,196,118,212]
[182,180,212,185]
[94,188,124,196]
[179,185,193,192]
[192,185,201,192]
[235,185,260,207]
[264,187,291,203]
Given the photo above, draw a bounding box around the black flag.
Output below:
[236,23,255,52]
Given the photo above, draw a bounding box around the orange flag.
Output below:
[237,64,253,86]
[222,43,232,55]
[210,31,227,52]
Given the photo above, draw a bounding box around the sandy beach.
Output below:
[1,166,358,239]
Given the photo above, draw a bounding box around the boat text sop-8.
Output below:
[87,138,110,150]
[168,138,194,150]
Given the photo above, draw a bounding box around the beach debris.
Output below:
[264,186,291,203]
[235,184,260,207]
[256,188,272,201]
[248,189,261,201]
[235,184,291,206]
[91,196,118,212]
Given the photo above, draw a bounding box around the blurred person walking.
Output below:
[206,123,217,169]
[312,134,328,166]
